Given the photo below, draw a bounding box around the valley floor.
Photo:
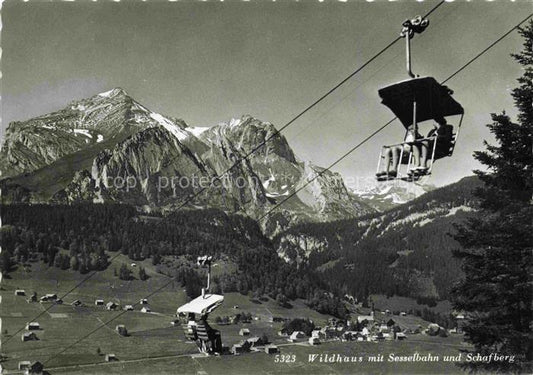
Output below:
[0,257,470,375]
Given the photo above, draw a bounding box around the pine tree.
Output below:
[138,266,148,281]
[451,20,533,373]
[0,251,13,275]
[119,263,132,281]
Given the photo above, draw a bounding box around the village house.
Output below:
[309,337,321,345]
[232,340,252,355]
[25,322,40,330]
[15,289,26,296]
[39,294,57,303]
[139,298,148,305]
[311,329,326,339]
[21,332,38,342]
[124,305,134,311]
[246,336,266,347]
[95,299,104,306]
[18,361,31,371]
[396,332,407,340]
[264,345,279,354]
[456,314,466,333]
[320,326,337,339]
[71,300,82,306]
[342,331,359,341]
[357,313,374,325]
[141,306,151,313]
[27,293,38,303]
[289,331,305,342]
[106,302,118,310]
[379,323,390,333]
[105,354,118,362]
[239,328,250,336]
[231,343,245,355]
[115,325,128,336]
[277,330,289,337]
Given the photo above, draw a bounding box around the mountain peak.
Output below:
[97,87,128,99]
[353,180,435,211]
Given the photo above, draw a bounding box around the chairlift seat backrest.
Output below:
[196,322,211,341]
[434,132,457,160]
[182,323,197,341]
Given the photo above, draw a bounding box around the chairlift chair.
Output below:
[177,255,224,354]
[376,15,464,182]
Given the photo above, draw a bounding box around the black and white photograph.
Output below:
[0,0,531,374]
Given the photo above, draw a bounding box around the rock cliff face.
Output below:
[0,88,165,176]
[1,88,374,234]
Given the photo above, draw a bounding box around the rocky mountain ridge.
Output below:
[352,180,436,212]
[1,88,374,235]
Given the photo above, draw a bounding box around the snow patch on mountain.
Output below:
[98,89,116,98]
[353,180,435,211]
[186,126,210,137]
[149,113,188,141]
[445,205,474,217]
[228,118,241,128]
[73,129,92,138]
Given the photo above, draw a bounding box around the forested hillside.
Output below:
[0,203,347,318]
[275,176,483,303]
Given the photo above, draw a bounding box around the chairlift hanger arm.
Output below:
[400,15,430,78]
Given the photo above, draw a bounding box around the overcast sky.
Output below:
[1,0,531,189]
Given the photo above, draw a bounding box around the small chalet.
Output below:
[21,332,38,342]
[105,354,118,362]
[18,361,31,370]
[264,345,279,354]
[289,331,305,342]
[231,343,245,355]
[357,314,374,324]
[239,328,250,336]
[115,325,128,336]
[311,330,326,339]
[106,302,118,310]
[246,336,266,347]
[25,322,40,330]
